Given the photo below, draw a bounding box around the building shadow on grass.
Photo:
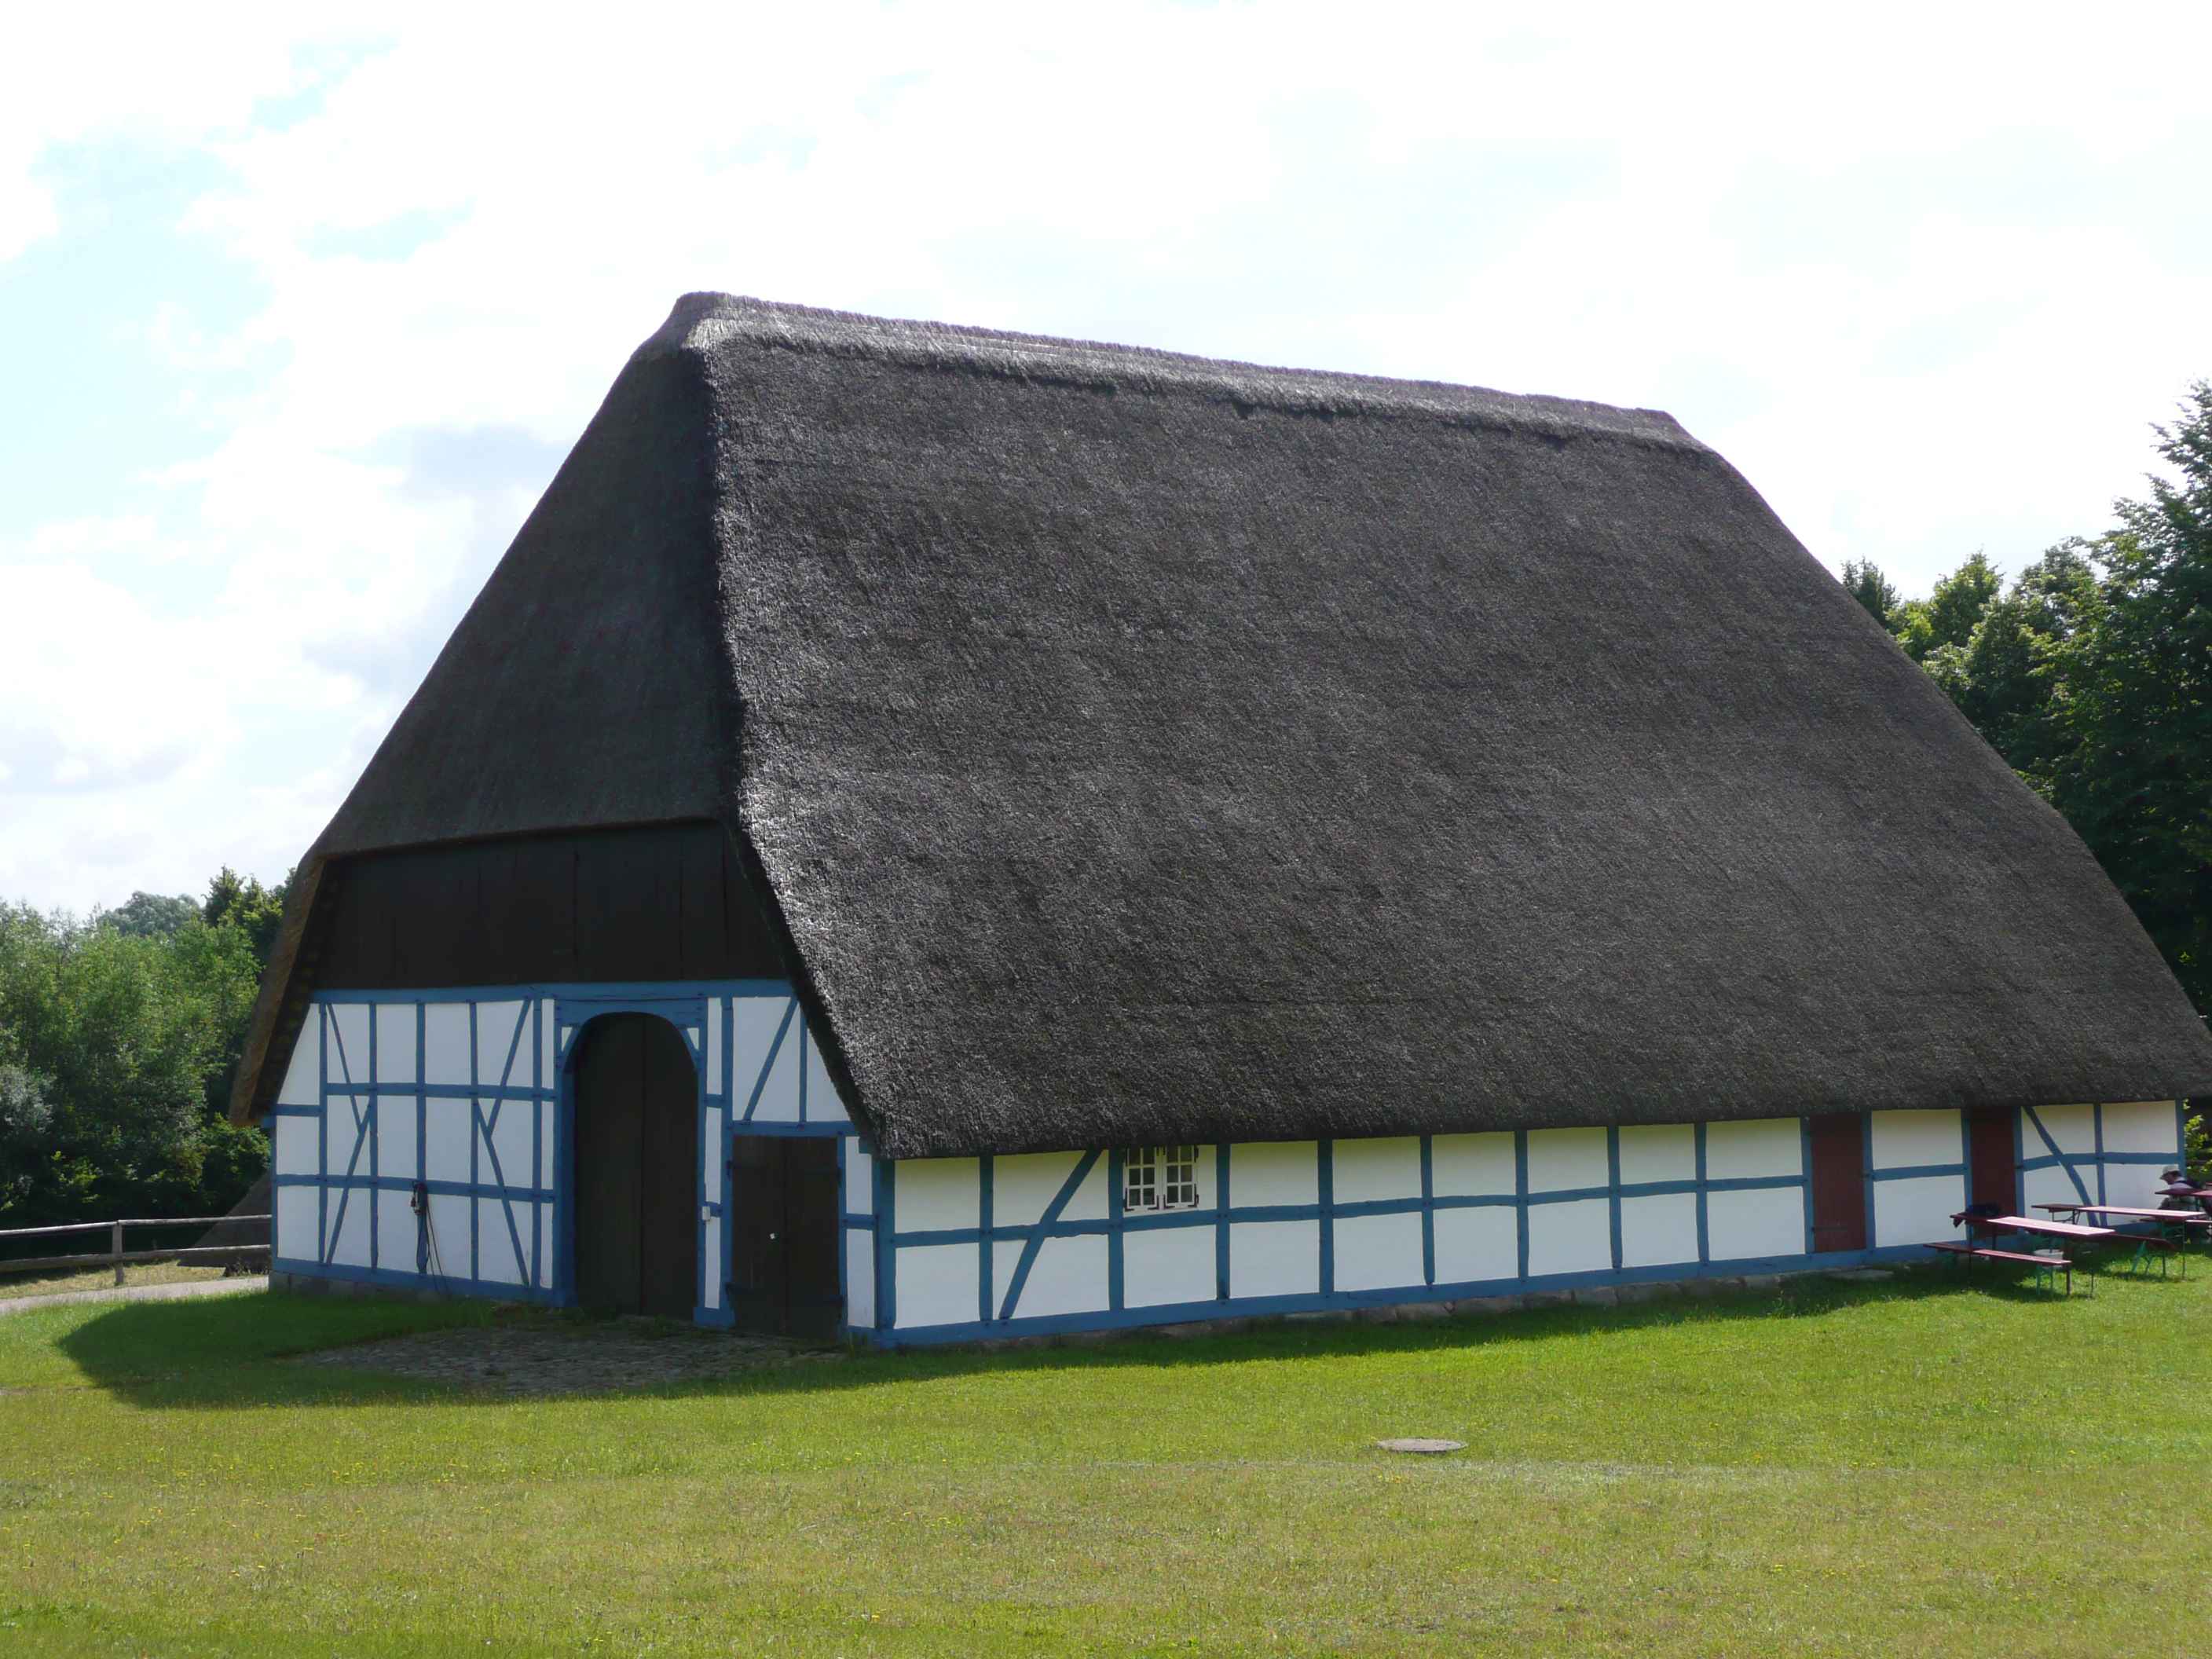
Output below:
[51,1257,2174,1412]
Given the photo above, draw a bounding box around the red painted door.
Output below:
[1807,1112,1867,1253]
[1966,1109,2016,1213]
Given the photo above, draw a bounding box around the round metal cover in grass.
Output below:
[1376,1437,1465,1455]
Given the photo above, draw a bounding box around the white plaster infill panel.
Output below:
[424,1194,471,1279]
[2031,1104,2097,1155]
[276,1018,321,1108]
[328,1005,371,1088]
[1331,1138,1422,1204]
[992,1152,1084,1229]
[325,1192,372,1268]
[1705,1119,1801,1181]
[474,1002,530,1088]
[273,1184,317,1261]
[1617,1123,1695,1185]
[1122,1225,1214,1308]
[1870,1109,1959,1170]
[733,998,800,1122]
[1873,1174,1965,1247]
[1230,1218,1320,1298]
[273,1112,320,1177]
[896,1241,980,1328]
[1618,1192,1698,1268]
[482,1104,533,1191]
[2101,1101,2179,1155]
[2104,1159,2165,1207]
[993,1232,1111,1319]
[1526,1197,1611,1276]
[375,1188,416,1273]
[845,1230,876,1328]
[846,1144,874,1216]
[422,1003,471,1090]
[1430,1133,1515,1198]
[1332,1210,1424,1293]
[803,1031,849,1125]
[374,1003,417,1084]
[2023,1163,2087,1211]
[1705,1185,1803,1261]
[476,1199,528,1284]
[1432,1204,1516,1283]
[377,1098,419,1182]
[1233,1143,1318,1208]
[896,1159,979,1233]
[1526,1128,1608,1193]
[423,1099,472,1187]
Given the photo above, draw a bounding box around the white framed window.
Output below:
[1125,1145,1200,1211]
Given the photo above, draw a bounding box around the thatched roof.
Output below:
[231,295,2212,1155]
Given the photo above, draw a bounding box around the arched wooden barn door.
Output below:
[572,1013,698,1318]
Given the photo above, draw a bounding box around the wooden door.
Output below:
[725,1134,788,1334]
[573,1013,699,1318]
[725,1135,844,1338]
[1966,1109,2016,1214]
[784,1137,844,1339]
[1807,1112,1867,1253]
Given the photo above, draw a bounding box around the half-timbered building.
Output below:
[230,295,2212,1342]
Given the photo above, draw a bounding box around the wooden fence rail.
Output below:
[0,1215,271,1286]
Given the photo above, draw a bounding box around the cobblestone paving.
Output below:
[290,1317,840,1396]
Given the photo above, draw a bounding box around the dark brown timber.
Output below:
[317,822,782,991]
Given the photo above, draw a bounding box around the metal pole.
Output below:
[112,1220,125,1286]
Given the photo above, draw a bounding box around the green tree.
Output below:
[1894,551,2003,664]
[105,892,199,939]
[0,877,276,1226]
[202,866,290,969]
[2042,383,2212,1009]
[1931,540,2099,778]
[1841,558,1901,627]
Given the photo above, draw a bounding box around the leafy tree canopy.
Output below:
[0,866,289,1227]
[1840,558,1900,626]
[1845,380,2212,1011]
[104,891,201,939]
[1893,551,2002,663]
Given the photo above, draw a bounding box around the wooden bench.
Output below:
[1928,1240,2075,1294]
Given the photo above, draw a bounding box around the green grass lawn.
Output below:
[0,1263,2203,1657]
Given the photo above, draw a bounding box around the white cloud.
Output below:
[2,0,2210,907]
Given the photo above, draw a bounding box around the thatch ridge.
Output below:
[663,292,1699,445]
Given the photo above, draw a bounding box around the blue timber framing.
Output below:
[270,979,853,1313]
[851,1107,2186,1348]
[274,1015,2185,1342]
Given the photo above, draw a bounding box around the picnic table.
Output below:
[2033,1203,2202,1276]
[2034,1203,2210,1228]
[1950,1213,2115,1243]
[1929,1212,2118,1295]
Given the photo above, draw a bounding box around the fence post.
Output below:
[112,1221,125,1287]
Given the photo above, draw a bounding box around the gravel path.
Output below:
[290,1319,840,1395]
[0,1276,268,1317]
